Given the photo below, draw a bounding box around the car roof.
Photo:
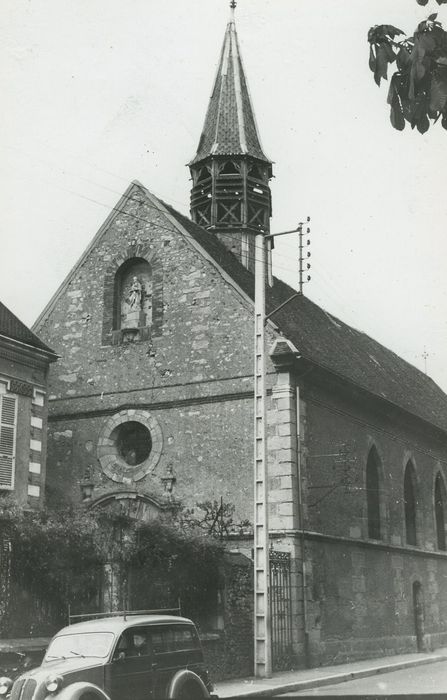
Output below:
[54,615,194,638]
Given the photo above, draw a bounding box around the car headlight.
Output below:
[45,675,63,693]
[0,677,12,696]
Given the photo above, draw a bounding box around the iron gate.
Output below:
[269,549,293,671]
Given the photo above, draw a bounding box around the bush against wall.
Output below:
[0,500,224,637]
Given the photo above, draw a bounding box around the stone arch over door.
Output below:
[89,490,173,521]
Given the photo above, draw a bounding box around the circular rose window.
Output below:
[112,421,152,466]
[97,410,162,483]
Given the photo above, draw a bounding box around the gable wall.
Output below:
[36,187,279,517]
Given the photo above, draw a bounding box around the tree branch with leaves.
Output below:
[368,0,447,132]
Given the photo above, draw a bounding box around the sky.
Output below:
[1,0,446,391]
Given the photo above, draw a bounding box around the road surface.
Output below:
[277,658,447,696]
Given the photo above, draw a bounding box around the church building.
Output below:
[33,5,447,677]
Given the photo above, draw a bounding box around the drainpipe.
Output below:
[296,385,310,667]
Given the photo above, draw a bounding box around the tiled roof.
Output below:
[0,301,55,355]
[189,19,271,165]
[161,198,447,435]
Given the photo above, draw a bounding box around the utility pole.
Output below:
[253,220,306,678]
[298,218,311,294]
[253,227,270,678]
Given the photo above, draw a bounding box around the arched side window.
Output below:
[366,447,381,540]
[404,461,418,546]
[434,473,446,551]
[113,258,152,332]
[101,245,163,346]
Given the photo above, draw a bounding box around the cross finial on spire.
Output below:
[230,0,237,17]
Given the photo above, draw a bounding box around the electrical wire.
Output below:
[3,140,305,266]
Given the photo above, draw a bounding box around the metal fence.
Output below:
[269,549,294,671]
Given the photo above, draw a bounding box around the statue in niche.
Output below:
[119,264,152,331]
[127,277,143,309]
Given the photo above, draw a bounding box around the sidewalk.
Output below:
[215,647,447,698]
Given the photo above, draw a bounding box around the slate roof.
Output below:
[162,198,447,435]
[0,301,55,355]
[189,19,271,166]
[31,180,447,434]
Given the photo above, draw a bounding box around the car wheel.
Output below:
[177,682,204,700]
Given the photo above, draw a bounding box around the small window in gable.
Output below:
[0,394,17,490]
[114,258,152,337]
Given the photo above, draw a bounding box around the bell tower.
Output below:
[188,2,273,272]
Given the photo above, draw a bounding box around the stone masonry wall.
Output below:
[35,184,282,520]
[300,378,447,665]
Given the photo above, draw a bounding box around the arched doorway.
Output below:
[412,581,425,652]
[88,492,175,613]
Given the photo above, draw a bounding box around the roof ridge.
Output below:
[0,300,56,356]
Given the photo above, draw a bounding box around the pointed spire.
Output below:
[189,13,271,166]
[188,10,273,271]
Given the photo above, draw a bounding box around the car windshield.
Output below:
[45,632,115,660]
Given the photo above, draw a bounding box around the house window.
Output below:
[366,447,381,540]
[114,258,153,334]
[404,461,417,546]
[0,394,17,490]
[435,473,446,551]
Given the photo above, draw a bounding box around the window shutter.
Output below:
[0,395,17,489]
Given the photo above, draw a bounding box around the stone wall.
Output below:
[299,376,447,665]
[202,552,254,681]
[304,536,447,666]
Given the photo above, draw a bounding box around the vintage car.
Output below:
[1,614,215,700]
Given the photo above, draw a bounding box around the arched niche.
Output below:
[114,257,153,331]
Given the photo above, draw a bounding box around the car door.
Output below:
[106,627,154,700]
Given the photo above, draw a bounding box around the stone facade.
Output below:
[36,185,263,516]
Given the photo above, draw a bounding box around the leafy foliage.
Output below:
[0,501,224,636]
[180,500,252,539]
[368,4,447,132]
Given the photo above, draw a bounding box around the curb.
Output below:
[218,652,447,697]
